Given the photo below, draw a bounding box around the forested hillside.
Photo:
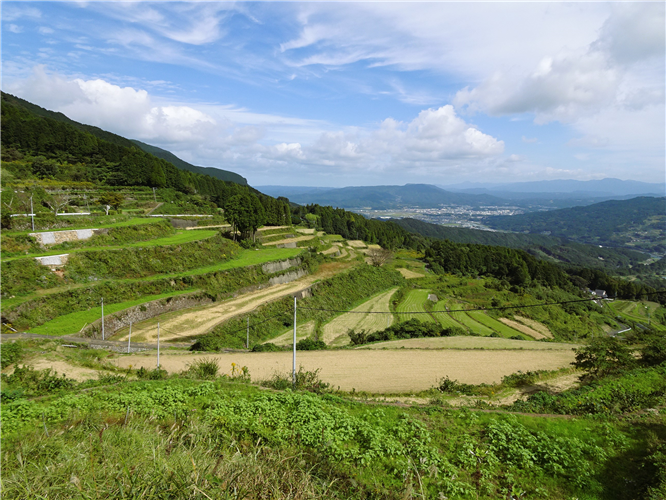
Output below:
[0,92,290,225]
[485,196,666,253]
[393,217,651,270]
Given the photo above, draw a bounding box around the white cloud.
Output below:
[38,26,54,35]
[8,24,23,34]
[6,68,506,179]
[2,5,41,22]
[522,136,538,144]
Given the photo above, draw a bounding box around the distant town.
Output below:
[356,205,526,230]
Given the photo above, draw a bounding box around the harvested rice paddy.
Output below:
[116,348,577,393]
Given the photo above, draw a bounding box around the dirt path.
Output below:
[112,262,353,343]
[146,202,163,215]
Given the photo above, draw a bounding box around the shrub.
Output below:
[641,334,666,367]
[252,342,284,352]
[347,328,369,345]
[186,358,220,379]
[3,366,75,394]
[0,342,23,369]
[261,366,330,393]
[296,338,327,350]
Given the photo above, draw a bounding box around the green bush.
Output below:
[296,338,327,350]
[185,358,220,379]
[251,342,284,352]
[0,342,22,368]
[3,366,75,395]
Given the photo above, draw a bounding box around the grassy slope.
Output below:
[26,289,198,336]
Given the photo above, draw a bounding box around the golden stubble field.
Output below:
[114,347,576,393]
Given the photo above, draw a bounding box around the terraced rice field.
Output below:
[449,310,495,336]
[270,321,316,346]
[321,288,397,346]
[395,289,435,323]
[498,318,546,340]
[466,311,530,339]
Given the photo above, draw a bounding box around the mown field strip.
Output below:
[431,311,462,329]
[358,336,580,350]
[117,348,577,392]
[262,235,317,246]
[396,289,435,323]
[452,311,495,336]
[466,311,530,339]
[397,268,425,279]
[498,318,546,340]
[320,288,398,346]
[270,321,316,346]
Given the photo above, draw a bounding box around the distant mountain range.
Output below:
[257,180,664,211]
[257,184,506,209]
[439,178,665,198]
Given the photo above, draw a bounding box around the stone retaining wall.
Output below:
[261,258,301,274]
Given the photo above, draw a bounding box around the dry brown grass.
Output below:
[499,318,547,340]
[262,235,317,246]
[358,336,579,350]
[514,316,553,338]
[397,268,425,279]
[116,348,576,393]
[270,321,316,346]
[321,288,397,346]
[346,240,367,248]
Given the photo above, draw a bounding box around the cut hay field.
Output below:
[499,318,547,340]
[115,348,576,393]
[270,320,316,346]
[358,336,579,350]
[466,311,530,339]
[397,268,425,279]
[395,289,434,323]
[321,288,398,346]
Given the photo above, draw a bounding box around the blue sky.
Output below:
[2,1,664,187]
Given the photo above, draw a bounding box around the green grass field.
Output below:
[395,289,435,324]
[26,289,199,336]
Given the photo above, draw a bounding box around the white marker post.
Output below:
[157,322,160,369]
[247,317,250,349]
[101,298,105,340]
[292,296,297,387]
[127,322,132,354]
[30,195,35,231]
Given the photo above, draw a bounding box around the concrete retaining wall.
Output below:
[261,258,301,274]
[35,254,69,268]
[268,269,308,285]
[30,228,104,246]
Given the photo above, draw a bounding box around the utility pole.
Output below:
[127,322,132,354]
[293,296,297,387]
[101,298,105,340]
[246,317,250,349]
[30,194,35,231]
[157,322,160,369]
[153,187,157,203]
